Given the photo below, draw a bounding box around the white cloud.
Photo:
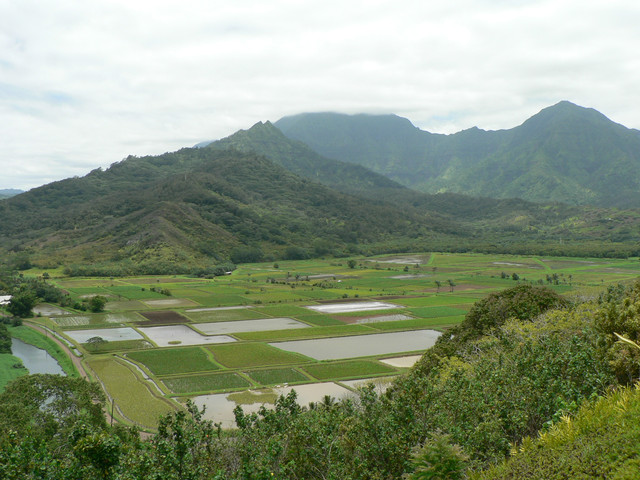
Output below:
[1,0,640,189]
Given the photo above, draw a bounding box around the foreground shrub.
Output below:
[471,384,640,479]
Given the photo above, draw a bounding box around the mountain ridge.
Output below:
[274,101,640,207]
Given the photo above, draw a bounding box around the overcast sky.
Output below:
[2,0,639,190]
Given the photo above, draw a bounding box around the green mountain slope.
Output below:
[0,148,466,269]
[205,120,406,198]
[275,102,640,207]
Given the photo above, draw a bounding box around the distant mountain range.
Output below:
[0,189,23,199]
[275,102,640,208]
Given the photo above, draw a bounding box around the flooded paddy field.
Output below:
[65,327,143,343]
[138,325,236,347]
[270,329,441,360]
[306,301,401,314]
[193,382,356,428]
[33,304,71,316]
[53,312,142,327]
[380,354,423,368]
[195,317,309,335]
[349,314,414,324]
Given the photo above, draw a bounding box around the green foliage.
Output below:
[7,290,36,318]
[0,324,10,354]
[407,432,468,480]
[85,336,108,352]
[463,284,568,337]
[230,246,264,264]
[150,401,227,480]
[414,285,568,378]
[593,281,640,383]
[89,295,107,313]
[471,385,640,480]
[283,246,310,260]
[0,374,106,444]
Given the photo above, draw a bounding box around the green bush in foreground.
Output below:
[471,384,640,480]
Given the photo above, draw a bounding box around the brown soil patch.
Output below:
[138,310,189,325]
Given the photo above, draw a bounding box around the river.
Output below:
[10,337,66,376]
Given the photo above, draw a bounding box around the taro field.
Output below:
[28,252,640,430]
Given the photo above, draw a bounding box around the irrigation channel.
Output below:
[11,338,66,376]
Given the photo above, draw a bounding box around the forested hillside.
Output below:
[205,121,406,199]
[0,147,465,272]
[276,101,640,207]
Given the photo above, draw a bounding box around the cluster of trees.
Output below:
[1,283,639,478]
[0,323,11,354]
[0,274,71,318]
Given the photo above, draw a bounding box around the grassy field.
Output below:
[87,356,177,427]
[244,367,310,386]
[162,372,252,394]
[207,343,311,368]
[127,347,220,375]
[20,251,640,429]
[0,354,28,391]
[302,361,398,380]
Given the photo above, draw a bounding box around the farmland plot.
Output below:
[65,327,143,343]
[138,325,236,347]
[195,318,309,335]
[270,329,441,360]
[306,301,401,314]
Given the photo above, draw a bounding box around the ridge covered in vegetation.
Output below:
[275,101,640,208]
